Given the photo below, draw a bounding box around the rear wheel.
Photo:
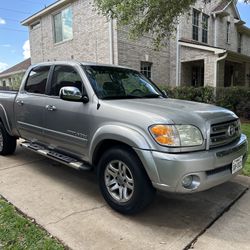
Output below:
[0,123,16,155]
[97,146,155,214]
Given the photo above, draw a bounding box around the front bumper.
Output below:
[135,134,248,193]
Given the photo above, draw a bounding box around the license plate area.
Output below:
[232,156,243,174]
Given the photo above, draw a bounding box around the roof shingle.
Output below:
[212,0,230,12]
[0,58,31,76]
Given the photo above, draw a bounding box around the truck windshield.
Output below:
[82,65,163,100]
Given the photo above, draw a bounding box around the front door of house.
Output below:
[191,65,204,87]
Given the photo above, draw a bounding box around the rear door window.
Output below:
[25,66,50,94]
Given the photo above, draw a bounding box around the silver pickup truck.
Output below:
[0,61,248,214]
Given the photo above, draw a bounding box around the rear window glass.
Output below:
[25,66,50,94]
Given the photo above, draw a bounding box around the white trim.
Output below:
[213,0,241,20]
[21,0,70,26]
[179,41,226,54]
[214,52,228,87]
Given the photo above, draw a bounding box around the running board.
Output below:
[20,142,92,171]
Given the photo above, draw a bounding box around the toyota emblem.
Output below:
[227,125,236,137]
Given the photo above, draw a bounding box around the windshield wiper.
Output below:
[142,94,162,98]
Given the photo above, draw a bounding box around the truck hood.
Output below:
[102,98,237,130]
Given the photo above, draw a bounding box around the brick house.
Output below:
[0,58,31,89]
[21,0,250,87]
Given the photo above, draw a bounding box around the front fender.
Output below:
[89,124,153,161]
[89,124,161,183]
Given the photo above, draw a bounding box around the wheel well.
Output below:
[92,140,134,167]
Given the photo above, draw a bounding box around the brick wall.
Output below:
[30,0,112,64]
[116,27,170,85]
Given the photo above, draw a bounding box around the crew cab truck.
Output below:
[0,61,248,214]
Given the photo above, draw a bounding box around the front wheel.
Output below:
[0,123,16,156]
[97,146,155,214]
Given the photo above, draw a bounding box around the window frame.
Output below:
[140,61,153,80]
[192,9,200,41]
[24,66,51,96]
[52,5,73,44]
[202,14,209,43]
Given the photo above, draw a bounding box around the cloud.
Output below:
[0,62,8,73]
[22,40,30,59]
[0,18,6,25]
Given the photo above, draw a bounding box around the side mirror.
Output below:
[59,86,89,103]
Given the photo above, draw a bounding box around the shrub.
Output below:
[158,85,250,120]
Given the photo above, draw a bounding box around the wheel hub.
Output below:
[104,160,134,203]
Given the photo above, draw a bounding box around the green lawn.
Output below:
[0,198,65,250]
[242,123,250,176]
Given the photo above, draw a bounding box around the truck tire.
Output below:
[0,123,16,156]
[97,146,155,214]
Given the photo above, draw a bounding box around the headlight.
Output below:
[149,124,203,147]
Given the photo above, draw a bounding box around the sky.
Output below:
[0,0,250,73]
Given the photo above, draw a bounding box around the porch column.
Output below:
[217,60,225,87]
[245,62,250,87]
[204,55,217,87]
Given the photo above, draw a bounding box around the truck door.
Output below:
[14,66,50,143]
[43,65,90,160]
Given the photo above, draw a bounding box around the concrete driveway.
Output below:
[0,145,249,250]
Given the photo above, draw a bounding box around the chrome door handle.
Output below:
[16,100,24,106]
[45,105,57,111]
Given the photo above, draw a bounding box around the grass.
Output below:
[242,123,250,176]
[0,197,65,250]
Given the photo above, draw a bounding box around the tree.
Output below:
[94,0,250,47]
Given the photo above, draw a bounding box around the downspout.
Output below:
[214,52,227,87]
[176,23,180,86]
[109,17,114,65]
[213,13,217,47]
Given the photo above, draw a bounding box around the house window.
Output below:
[226,22,230,44]
[2,80,6,87]
[238,33,242,53]
[140,62,152,79]
[202,14,209,43]
[192,9,200,41]
[53,7,73,43]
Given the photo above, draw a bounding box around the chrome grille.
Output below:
[210,119,241,148]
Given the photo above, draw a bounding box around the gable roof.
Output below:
[212,0,230,12]
[0,58,31,77]
[212,0,241,19]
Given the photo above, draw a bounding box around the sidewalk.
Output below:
[193,178,250,250]
[0,145,249,250]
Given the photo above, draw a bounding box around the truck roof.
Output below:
[30,61,134,70]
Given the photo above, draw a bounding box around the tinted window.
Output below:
[51,65,83,96]
[25,66,50,94]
